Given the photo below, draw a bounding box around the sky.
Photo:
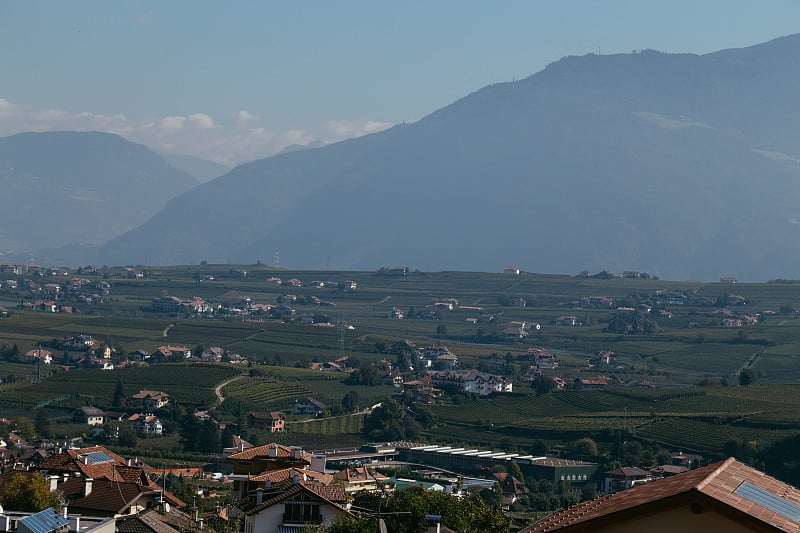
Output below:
[1,1,799,166]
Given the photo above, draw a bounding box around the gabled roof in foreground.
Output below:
[522,458,800,532]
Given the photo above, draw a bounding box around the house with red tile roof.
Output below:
[241,478,349,533]
[521,457,800,532]
[247,411,285,432]
[227,443,311,476]
[131,390,170,409]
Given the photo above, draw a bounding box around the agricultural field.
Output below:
[2,266,800,458]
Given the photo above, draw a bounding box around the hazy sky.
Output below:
[2,1,799,165]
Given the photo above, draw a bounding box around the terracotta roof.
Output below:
[243,483,348,516]
[37,446,130,479]
[66,478,184,515]
[522,458,800,532]
[250,467,333,486]
[227,443,310,462]
[332,466,390,483]
[116,507,195,533]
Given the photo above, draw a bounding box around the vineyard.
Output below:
[6,267,800,459]
[0,363,242,410]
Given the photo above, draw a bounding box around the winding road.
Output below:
[214,374,247,404]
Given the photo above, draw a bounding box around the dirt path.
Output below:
[214,374,247,403]
[162,323,175,338]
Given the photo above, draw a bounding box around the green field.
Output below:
[3,266,800,457]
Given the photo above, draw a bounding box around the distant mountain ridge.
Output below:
[72,35,800,279]
[0,131,198,259]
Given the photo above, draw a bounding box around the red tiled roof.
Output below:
[522,458,800,532]
[227,443,310,462]
[243,483,348,516]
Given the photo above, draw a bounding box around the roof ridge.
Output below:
[695,457,737,491]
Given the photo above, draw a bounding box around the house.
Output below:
[128,413,163,435]
[72,406,105,426]
[494,472,530,509]
[424,344,451,358]
[128,349,150,361]
[332,466,391,494]
[554,315,579,326]
[131,390,170,409]
[671,452,702,468]
[575,377,611,391]
[502,327,528,339]
[247,411,285,432]
[504,267,521,275]
[595,350,616,365]
[201,346,225,362]
[231,465,333,500]
[429,369,513,395]
[227,444,311,476]
[155,345,192,358]
[387,307,404,319]
[604,466,655,493]
[436,352,459,369]
[521,458,800,533]
[25,349,53,365]
[241,478,349,533]
[294,397,326,417]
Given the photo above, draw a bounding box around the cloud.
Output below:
[0,97,393,165]
[324,119,393,139]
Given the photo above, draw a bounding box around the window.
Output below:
[284,498,322,524]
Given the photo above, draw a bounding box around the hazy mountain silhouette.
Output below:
[158,152,231,183]
[0,131,198,259]
[96,35,800,280]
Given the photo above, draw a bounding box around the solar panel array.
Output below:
[734,481,800,522]
[84,450,114,464]
[17,508,68,533]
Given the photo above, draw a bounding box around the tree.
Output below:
[344,486,511,533]
[118,427,138,448]
[738,368,757,386]
[1,473,61,512]
[363,400,415,441]
[341,390,360,412]
[15,416,35,441]
[35,410,50,438]
[112,381,125,408]
[569,437,599,459]
[531,375,557,396]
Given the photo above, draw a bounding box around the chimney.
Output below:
[83,478,93,497]
[292,471,300,485]
[62,505,68,519]
[49,475,59,492]
[255,488,263,505]
[268,446,278,458]
[425,514,442,533]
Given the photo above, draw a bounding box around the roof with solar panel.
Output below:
[522,457,800,532]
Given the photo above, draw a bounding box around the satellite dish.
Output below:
[164,503,171,513]
[0,503,4,515]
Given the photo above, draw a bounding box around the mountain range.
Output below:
[12,34,800,280]
[0,131,198,262]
